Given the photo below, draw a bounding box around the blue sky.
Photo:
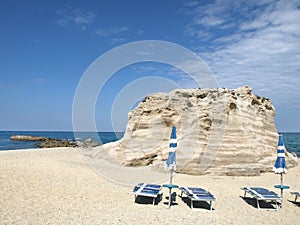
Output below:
[0,0,299,132]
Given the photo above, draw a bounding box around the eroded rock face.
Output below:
[90,86,298,176]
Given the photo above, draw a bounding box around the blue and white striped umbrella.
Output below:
[165,126,177,171]
[273,134,287,174]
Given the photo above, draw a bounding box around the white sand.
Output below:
[0,147,299,224]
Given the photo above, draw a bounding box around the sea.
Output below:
[0,131,124,151]
[0,131,299,156]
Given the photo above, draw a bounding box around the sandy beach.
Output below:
[1,147,299,225]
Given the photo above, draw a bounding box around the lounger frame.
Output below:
[179,187,216,210]
[242,187,281,210]
[290,191,300,202]
[132,183,161,205]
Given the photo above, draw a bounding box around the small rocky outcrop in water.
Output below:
[10,135,78,148]
[10,135,47,142]
[89,86,298,176]
[37,139,78,148]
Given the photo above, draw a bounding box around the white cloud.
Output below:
[193,2,228,27]
[184,1,199,7]
[56,8,95,30]
[183,0,300,105]
[95,26,129,37]
[184,0,275,38]
[30,78,46,86]
[136,30,144,35]
[107,38,128,44]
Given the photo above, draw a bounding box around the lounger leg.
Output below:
[191,200,193,209]
[153,197,155,205]
[295,195,298,202]
[257,199,260,209]
[244,191,247,198]
[168,188,172,208]
[210,201,212,211]
[134,195,137,204]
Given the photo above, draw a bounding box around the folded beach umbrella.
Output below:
[273,134,287,203]
[165,126,177,208]
[273,134,287,175]
[165,126,177,171]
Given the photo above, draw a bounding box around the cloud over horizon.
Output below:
[183,0,300,109]
[1,0,299,131]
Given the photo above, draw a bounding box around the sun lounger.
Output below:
[242,187,282,210]
[179,187,216,210]
[290,191,300,202]
[132,183,162,205]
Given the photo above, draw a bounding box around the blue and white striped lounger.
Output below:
[132,183,162,205]
[291,191,300,202]
[242,187,282,210]
[179,187,216,210]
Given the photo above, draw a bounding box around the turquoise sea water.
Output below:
[0,131,299,156]
[282,132,300,156]
[0,131,124,151]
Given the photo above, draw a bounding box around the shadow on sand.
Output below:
[287,199,300,207]
[163,192,179,207]
[240,196,279,210]
[134,193,163,205]
[179,196,214,211]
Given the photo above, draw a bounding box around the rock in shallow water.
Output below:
[37,139,77,148]
[10,135,47,142]
[10,135,77,148]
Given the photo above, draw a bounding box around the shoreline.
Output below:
[1,147,299,224]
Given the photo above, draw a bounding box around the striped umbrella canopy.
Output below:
[165,126,177,171]
[273,134,287,174]
[273,134,287,206]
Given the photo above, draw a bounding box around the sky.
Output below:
[0,0,299,132]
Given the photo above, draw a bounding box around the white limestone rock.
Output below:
[89,86,298,176]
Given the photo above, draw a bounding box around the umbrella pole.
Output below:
[280,172,283,206]
[168,169,173,209]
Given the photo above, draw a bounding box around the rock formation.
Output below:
[89,86,298,176]
[10,135,47,142]
[37,139,77,148]
[76,138,101,148]
[10,135,78,148]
